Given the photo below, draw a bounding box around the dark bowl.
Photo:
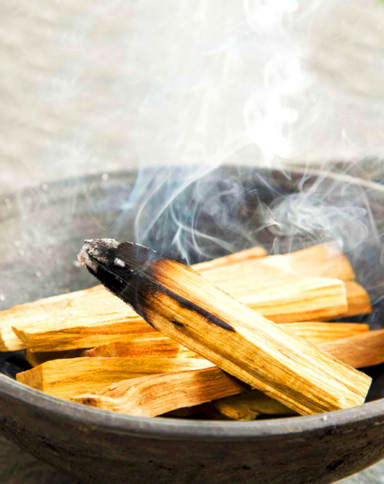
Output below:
[1,166,384,484]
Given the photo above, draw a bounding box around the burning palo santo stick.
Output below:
[83,323,369,359]
[77,239,371,416]
[0,245,266,353]
[72,329,384,418]
[0,242,365,352]
[9,278,350,353]
[16,357,213,400]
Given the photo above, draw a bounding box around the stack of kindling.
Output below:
[1,239,380,420]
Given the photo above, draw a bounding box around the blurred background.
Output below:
[2,0,384,196]
[1,0,384,482]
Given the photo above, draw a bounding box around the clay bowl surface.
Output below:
[0,166,384,484]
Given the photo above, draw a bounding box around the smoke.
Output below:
[111,0,382,288]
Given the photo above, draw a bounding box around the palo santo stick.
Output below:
[0,285,150,352]
[0,245,266,352]
[320,329,384,369]
[214,330,384,420]
[11,278,349,353]
[16,357,213,400]
[71,367,248,416]
[283,322,369,344]
[84,333,197,359]
[73,330,384,418]
[213,390,297,421]
[238,278,348,323]
[193,245,267,272]
[204,242,355,294]
[342,281,372,317]
[0,243,358,352]
[78,239,371,416]
[25,349,83,367]
[84,322,369,358]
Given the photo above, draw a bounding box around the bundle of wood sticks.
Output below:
[1,240,382,420]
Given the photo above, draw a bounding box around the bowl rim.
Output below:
[1,166,384,441]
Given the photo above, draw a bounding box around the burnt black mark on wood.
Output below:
[160,286,236,333]
[83,241,236,334]
[171,320,185,329]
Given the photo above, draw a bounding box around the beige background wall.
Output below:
[2,0,384,195]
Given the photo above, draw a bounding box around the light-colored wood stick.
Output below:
[283,322,369,344]
[0,243,360,352]
[25,349,83,367]
[204,242,355,293]
[193,246,267,271]
[9,278,347,352]
[213,329,384,420]
[11,277,350,353]
[83,333,197,359]
[213,390,297,421]
[342,281,372,317]
[83,323,369,359]
[0,245,266,352]
[77,239,371,416]
[237,278,348,323]
[320,329,384,369]
[71,367,248,416]
[16,357,213,400]
[72,329,384,418]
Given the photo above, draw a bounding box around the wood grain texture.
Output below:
[16,357,213,399]
[342,281,372,317]
[0,243,361,352]
[71,367,248,416]
[10,277,351,353]
[283,322,369,344]
[320,329,384,369]
[78,240,371,416]
[83,322,369,359]
[0,246,265,352]
[213,390,297,421]
[72,328,381,418]
[83,333,197,359]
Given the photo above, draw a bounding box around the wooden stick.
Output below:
[0,243,360,352]
[14,277,355,353]
[212,390,297,421]
[16,357,213,400]
[214,329,384,420]
[342,281,372,317]
[83,323,369,359]
[71,367,248,416]
[193,246,267,271]
[320,329,384,369]
[237,278,348,323]
[282,322,369,344]
[25,349,83,367]
[0,245,266,352]
[83,333,197,359]
[72,329,384,418]
[204,242,355,293]
[10,278,349,353]
[77,239,371,416]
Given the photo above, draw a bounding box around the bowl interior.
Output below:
[1,165,384,405]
